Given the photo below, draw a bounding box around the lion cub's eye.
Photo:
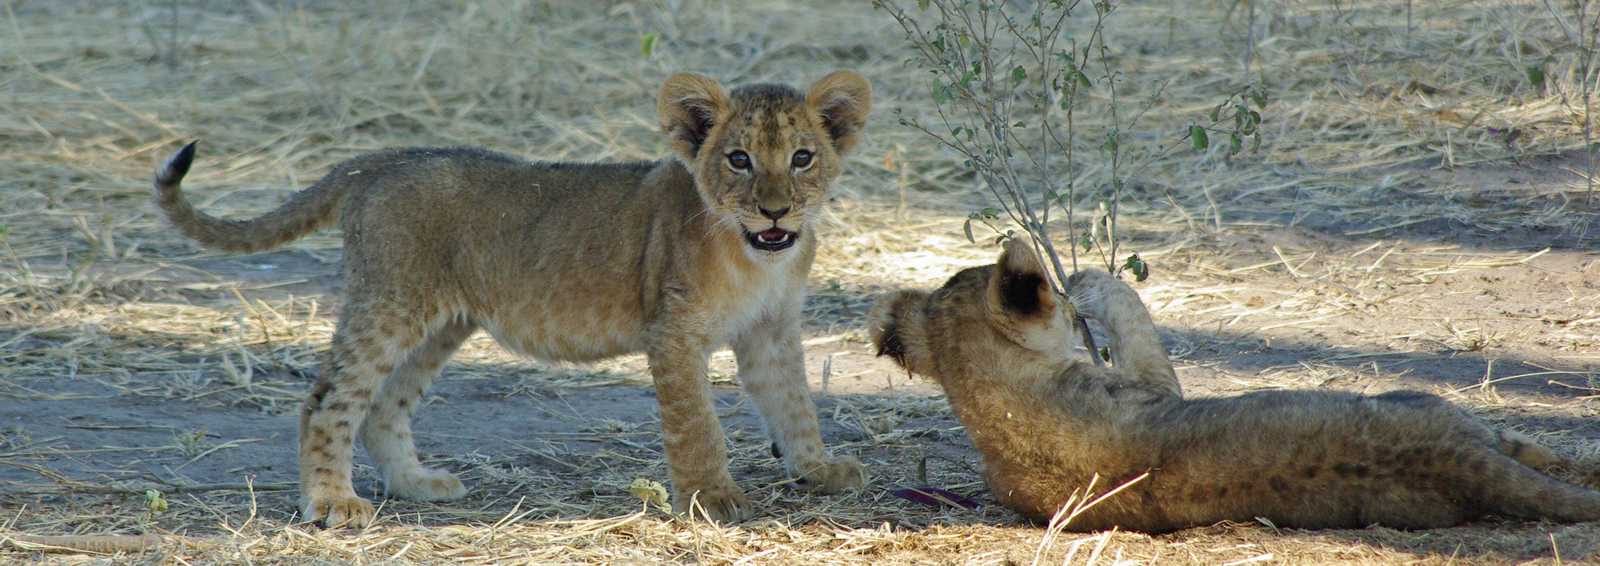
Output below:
[791,149,814,169]
[727,151,752,171]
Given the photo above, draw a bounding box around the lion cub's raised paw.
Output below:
[304,493,376,529]
[1064,269,1132,323]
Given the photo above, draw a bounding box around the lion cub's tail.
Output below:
[153,142,349,253]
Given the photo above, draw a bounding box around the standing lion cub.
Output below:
[870,239,1600,532]
[153,71,872,527]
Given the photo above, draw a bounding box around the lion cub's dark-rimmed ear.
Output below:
[988,238,1056,317]
[869,290,934,376]
[805,70,873,155]
[658,73,731,163]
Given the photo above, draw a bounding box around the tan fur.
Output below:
[870,239,1600,532]
[152,71,872,528]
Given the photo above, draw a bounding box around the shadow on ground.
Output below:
[4,307,1598,562]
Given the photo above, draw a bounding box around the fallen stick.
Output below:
[1,532,164,555]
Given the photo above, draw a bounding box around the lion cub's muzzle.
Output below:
[743,226,799,252]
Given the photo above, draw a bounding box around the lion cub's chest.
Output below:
[704,258,795,343]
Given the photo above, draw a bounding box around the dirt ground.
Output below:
[3,1,1600,564]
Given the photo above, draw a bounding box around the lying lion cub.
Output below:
[869,239,1600,532]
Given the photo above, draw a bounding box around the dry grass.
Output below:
[2,0,1599,564]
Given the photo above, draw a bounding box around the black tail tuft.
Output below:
[874,319,908,368]
[157,141,198,187]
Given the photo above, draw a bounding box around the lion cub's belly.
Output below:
[474,260,787,363]
[479,299,647,362]
[480,311,643,359]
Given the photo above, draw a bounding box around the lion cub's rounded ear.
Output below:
[990,238,1056,316]
[658,73,731,163]
[805,70,873,155]
[868,290,934,377]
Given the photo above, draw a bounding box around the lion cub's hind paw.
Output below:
[304,494,377,529]
[794,455,867,494]
[386,467,468,501]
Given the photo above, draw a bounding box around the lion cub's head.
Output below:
[657,71,871,258]
[869,239,1088,382]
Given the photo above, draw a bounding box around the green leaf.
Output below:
[963,218,977,243]
[627,478,670,510]
[145,489,169,514]
[1011,65,1027,83]
[931,80,951,105]
[1098,346,1111,361]
[1229,132,1243,155]
[639,32,657,58]
[1189,125,1209,151]
[1210,104,1222,123]
[1526,64,1545,89]
[979,206,1000,219]
[1249,90,1267,110]
[1101,131,1119,154]
[1080,232,1094,252]
[918,0,931,10]
[1121,253,1149,282]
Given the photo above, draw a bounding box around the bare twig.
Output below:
[2,532,166,555]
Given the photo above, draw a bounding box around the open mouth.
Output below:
[744,227,799,252]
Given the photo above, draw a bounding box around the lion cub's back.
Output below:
[333,147,670,262]
[336,147,660,226]
[328,149,683,359]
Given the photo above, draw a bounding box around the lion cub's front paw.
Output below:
[794,455,866,493]
[673,481,752,524]
[304,493,376,529]
[1065,269,1130,321]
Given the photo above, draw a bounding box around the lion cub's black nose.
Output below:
[759,206,790,220]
